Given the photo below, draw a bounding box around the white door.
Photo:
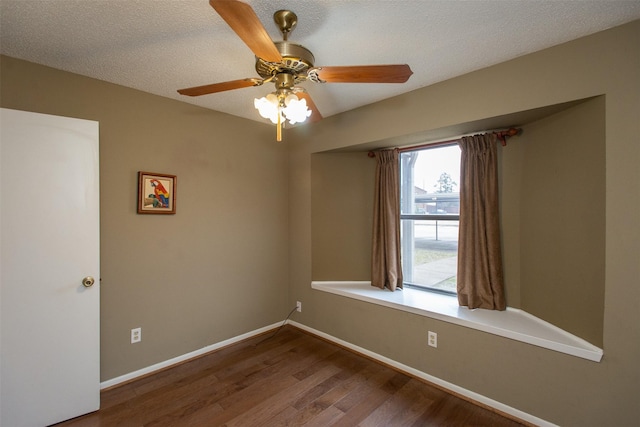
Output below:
[1,108,100,426]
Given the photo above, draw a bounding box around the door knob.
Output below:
[82,276,95,288]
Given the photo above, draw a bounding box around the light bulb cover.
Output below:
[282,95,312,125]
[254,94,283,124]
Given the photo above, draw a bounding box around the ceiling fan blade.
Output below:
[177,78,261,96]
[296,92,323,123]
[210,0,282,63]
[311,64,413,83]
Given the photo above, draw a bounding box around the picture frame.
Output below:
[137,172,177,214]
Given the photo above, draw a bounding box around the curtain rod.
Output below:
[367,127,522,157]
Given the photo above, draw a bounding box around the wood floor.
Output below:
[56,325,527,426]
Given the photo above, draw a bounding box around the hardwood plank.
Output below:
[192,337,341,425]
[330,371,411,426]
[144,402,225,427]
[300,404,345,427]
[138,331,330,424]
[224,364,342,426]
[255,405,300,427]
[332,367,404,413]
[54,325,528,427]
[387,380,439,425]
[360,378,434,426]
[291,349,369,409]
[261,352,372,426]
[310,360,393,409]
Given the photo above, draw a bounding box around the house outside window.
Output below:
[400,144,460,294]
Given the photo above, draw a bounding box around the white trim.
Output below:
[288,320,557,427]
[312,281,603,362]
[99,322,282,390]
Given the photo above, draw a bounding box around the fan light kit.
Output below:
[178,0,413,141]
[253,73,312,141]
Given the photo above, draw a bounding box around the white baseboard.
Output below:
[100,319,555,426]
[99,321,282,390]
[287,320,556,427]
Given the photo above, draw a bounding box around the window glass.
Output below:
[400,144,460,294]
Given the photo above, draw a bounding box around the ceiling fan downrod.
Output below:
[273,10,297,41]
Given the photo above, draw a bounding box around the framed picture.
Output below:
[137,172,177,214]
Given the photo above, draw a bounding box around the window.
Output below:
[400,144,460,294]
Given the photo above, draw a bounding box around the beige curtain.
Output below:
[371,149,403,290]
[457,134,506,310]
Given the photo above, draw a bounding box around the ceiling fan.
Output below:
[178,0,413,140]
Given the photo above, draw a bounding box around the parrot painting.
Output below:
[150,179,170,208]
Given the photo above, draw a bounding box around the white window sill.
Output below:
[311,281,603,362]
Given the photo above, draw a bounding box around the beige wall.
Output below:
[0,56,290,380]
[289,21,639,426]
[311,152,375,280]
[518,97,605,346]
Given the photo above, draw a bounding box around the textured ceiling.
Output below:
[2,1,640,124]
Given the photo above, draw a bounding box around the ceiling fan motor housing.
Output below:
[255,41,315,84]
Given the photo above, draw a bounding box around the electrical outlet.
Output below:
[296,301,302,312]
[131,327,142,344]
[428,331,437,348]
